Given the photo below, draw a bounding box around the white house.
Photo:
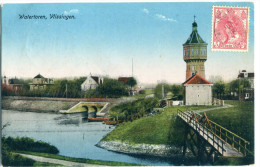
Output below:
[183,74,213,105]
[81,74,103,91]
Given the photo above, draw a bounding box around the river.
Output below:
[2,110,180,166]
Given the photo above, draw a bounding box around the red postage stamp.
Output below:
[212,6,249,52]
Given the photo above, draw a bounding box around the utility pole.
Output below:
[162,84,164,99]
[132,58,133,77]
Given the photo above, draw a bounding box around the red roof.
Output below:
[183,74,212,85]
[118,77,130,84]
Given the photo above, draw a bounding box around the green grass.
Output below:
[102,100,254,165]
[103,105,217,145]
[104,101,254,151]
[17,151,144,166]
[203,100,254,152]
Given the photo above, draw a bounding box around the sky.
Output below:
[2,2,255,84]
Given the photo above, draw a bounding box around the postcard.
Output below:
[1,1,257,166]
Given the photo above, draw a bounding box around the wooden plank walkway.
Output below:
[177,110,244,157]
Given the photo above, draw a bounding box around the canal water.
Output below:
[2,110,180,166]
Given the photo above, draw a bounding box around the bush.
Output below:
[109,98,159,122]
[139,90,145,94]
[2,136,59,154]
[2,142,35,166]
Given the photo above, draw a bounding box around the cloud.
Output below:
[155,14,177,22]
[142,8,149,14]
[141,8,177,23]
[64,9,79,15]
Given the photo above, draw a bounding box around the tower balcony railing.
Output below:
[184,55,207,61]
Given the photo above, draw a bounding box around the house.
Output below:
[8,78,23,91]
[81,74,103,91]
[237,70,254,100]
[1,76,23,92]
[183,74,213,105]
[29,74,54,91]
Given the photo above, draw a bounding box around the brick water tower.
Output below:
[183,17,208,80]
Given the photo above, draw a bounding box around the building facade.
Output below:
[183,19,208,80]
[29,74,54,91]
[183,74,213,105]
[2,76,23,92]
[237,70,254,100]
[81,74,103,91]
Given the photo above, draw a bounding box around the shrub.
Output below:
[2,136,59,154]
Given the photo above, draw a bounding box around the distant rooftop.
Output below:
[34,74,45,79]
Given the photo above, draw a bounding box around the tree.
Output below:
[154,83,171,99]
[126,77,137,95]
[212,81,225,99]
[126,77,137,88]
[171,84,184,100]
[97,78,128,98]
[229,79,251,100]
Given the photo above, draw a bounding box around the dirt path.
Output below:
[195,104,234,113]
[20,154,106,167]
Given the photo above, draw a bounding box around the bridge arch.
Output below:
[82,105,89,112]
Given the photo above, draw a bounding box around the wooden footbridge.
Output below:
[177,109,252,160]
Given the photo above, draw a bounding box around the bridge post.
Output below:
[183,124,189,156]
[197,133,205,164]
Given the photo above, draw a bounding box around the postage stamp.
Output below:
[211,6,250,52]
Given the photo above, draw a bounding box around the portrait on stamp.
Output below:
[212,6,250,52]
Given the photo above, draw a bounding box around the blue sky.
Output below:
[2,2,254,84]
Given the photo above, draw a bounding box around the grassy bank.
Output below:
[18,151,144,166]
[103,101,253,148]
[204,100,254,153]
[103,105,215,145]
[103,100,254,165]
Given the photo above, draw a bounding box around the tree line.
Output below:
[2,77,137,98]
[212,78,251,100]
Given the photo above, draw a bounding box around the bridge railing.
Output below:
[207,119,252,156]
[177,109,226,155]
[177,109,252,156]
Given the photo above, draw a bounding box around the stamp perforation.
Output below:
[211,6,250,52]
